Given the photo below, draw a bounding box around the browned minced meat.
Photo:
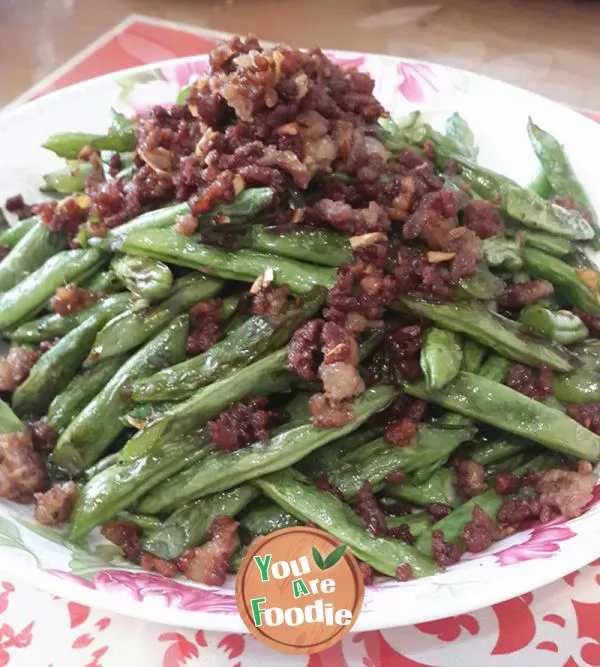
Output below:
[324,259,396,325]
[393,246,451,300]
[506,363,554,401]
[380,499,413,517]
[455,459,487,498]
[311,199,390,236]
[174,213,199,236]
[462,506,498,553]
[567,402,600,435]
[354,481,387,537]
[252,284,297,315]
[309,393,354,428]
[402,190,482,284]
[287,319,323,381]
[462,200,503,239]
[0,348,39,392]
[536,460,597,521]
[318,321,364,402]
[497,497,541,530]
[140,553,179,578]
[387,325,423,383]
[574,309,600,338]
[521,468,541,487]
[177,516,239,586]
[495,472,522,495]
[396,564,414,582]
[386,467,406,486]
[5,195,35,221]
[107,153,122,178]
[431,530,461,567]
[208,396,277,451]
[35,198,89,240]
[497,280,553,308]
[51,283,104,316]
[316,474,343,499]
[388,523,414,545]
[358,561,374,585]
[34,482,77,526]
[0,245,9,261]
[385,399,427,446]
[427,503,453,520]
[187,298,223,355]
[28,421,58,456]
[552,195,594,225]
[0,432,47,502]
[102,521,142,562]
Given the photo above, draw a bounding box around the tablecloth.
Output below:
[4,15,600,666]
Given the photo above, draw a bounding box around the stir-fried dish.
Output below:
[1,36,600,586]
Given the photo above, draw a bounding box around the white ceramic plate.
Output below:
[1,52,600,633]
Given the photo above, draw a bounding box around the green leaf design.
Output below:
[312,546,325,570]
[323,544,348,570]
[0,517,39,565]
[18,519,67,546]
[68,543,126,580]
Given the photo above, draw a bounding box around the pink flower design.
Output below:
[494,523,576,566]
[127,58,208,114]
[395,61,461,104]
[160,60,208,87]
[47,569,237,614]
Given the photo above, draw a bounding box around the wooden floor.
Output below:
[2,0,600,109]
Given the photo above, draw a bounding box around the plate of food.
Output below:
[0,35,600,633]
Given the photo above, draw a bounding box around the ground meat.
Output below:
[287,319,323,381]
[354,481,387,537]
[395,564,414,582]
[462,200,503,238]
[35,198,89,239]
[536,460,597,521]
[521,469,541,487]
[427,503,453,520]
[0,348,39,392]
[4,195,35,220]
[34,481,77,526]
[324,260,396,325]
[139,553,179,578]
[208,396,276,451]
[0,432,47,502]
[252,284,296,315]
[393,247,451,299]
[462,506,497,553]
[312,199,390,236]
[177,516,239,586]
[506,363,554,401]
[309,393,354,428]
[175,213,198,235]
[384,399,427,446]
[358,561,374,585]
[574,309,600,338]
[107,153,122,178]
[187,298,223,355]
[102,521,141,562]
[497,497,541,529]
[456,459,487,498]
[316,474,343,499]
[495,472,522,495]
[386,467,406,486]
[319,362,365,402]
[388,523,414,545]
[387,325,424,382]
[497,280,553,308]
[51,284,103,316]
[321,321,360,365]
[0,246,9,261]
[567,402,600,435]
[380,500,413,517]
[431,530,461,567]
[28,421,57,456]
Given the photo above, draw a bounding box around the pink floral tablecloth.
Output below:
[4,14,600,666]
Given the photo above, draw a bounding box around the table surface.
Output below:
[3,0,600,109]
